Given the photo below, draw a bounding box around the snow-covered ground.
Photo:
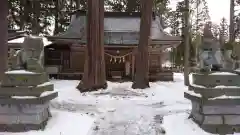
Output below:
[2,73,239,135]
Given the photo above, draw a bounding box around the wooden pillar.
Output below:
[131,53,135,80]
[77,0,107,92]
[76,0,80,9]
[0,0,8,81]
[132,0,153,89]
[159,50,162,71]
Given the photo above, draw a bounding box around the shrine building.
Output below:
[44,10,181,81]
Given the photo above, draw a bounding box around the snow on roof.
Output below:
[49,12,181,45]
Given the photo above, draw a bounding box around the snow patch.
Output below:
[210,72,237,75]
[209,95,240,100]
[5,70,35,74]
[214,85,240,88]
[38,82,53,87]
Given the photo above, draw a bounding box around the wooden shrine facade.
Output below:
[44,44,174,81]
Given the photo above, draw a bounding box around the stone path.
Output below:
[50,89,190,135]
[91,105,165,135]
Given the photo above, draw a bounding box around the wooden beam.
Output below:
[0,0,8,81]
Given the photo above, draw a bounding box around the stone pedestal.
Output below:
[0,36,58,132]
[185,72,240,134]
[0,70,57,132]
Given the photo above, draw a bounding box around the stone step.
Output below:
[184,91,240,105]
[189,85,240,98]
[0,91,57,104]
[192,73,240,87]
[0,82,54,97]
[1,71,45,87]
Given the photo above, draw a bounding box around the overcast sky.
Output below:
[207,0,230,23]
[170,0,230,24]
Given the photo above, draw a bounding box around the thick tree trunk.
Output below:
[0,0,8,81]
[183,0,190,86]
[132,0,153,89]
[77,0,107,92]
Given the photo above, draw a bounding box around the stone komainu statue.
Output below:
[8,36,45,73]
[198,23,223,72]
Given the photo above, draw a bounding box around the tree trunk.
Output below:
[77,0,107,92]
[229,0,235,43]
[24,0,31,29]
[126,0,136,12]
[0,0,8,81]
[54,0,59,35]
[76,0,80,9]
[32,0,41,35]
[183,0,190,86]
[132,0,153,89]
[19,0,25,30]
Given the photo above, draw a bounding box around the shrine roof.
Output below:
[47,10,181,46]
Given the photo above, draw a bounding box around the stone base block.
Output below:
[192,72,240,87]
[0,82,54,97]
[0,120,49,132]
[185,91,240,134]
[0,92,57,132]
[0,103,51,132]
[192,117,240,134]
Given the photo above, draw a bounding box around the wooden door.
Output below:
[61,51,70,72]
